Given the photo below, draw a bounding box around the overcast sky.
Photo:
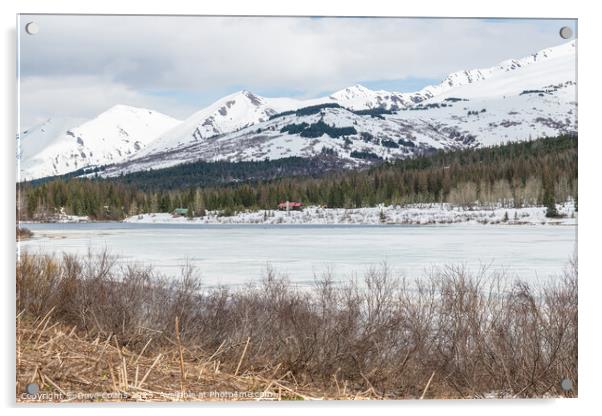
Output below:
[18,15,576,128]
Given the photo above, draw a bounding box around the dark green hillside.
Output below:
[108,156,343,191]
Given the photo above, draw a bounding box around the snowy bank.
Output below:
[124,202,576,226]
[20,207,90,224]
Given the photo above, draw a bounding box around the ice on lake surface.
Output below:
[20,223,576,287]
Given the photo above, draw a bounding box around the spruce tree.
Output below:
[543,176,559,218]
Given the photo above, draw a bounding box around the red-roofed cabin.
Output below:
[278,201,304,211]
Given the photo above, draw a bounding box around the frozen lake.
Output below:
[19,223,576,287]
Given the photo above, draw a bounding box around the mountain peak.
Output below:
[215,90,264,107]
[105,104,131,112]
[349,84,371,92]
[103,104,158,116]
[331,84,373,98]
[240,90,263,106]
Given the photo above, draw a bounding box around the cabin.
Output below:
[278,201,304,211]
[172,208,189,217]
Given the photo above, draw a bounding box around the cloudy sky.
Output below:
[18,15,576,128]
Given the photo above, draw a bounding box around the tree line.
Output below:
[17,135,577,221]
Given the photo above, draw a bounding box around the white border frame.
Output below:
[2,1,599,415]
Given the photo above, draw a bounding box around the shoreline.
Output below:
[20,202,577,227]
[124,202,576,226]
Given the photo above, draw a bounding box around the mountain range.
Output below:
[18,40,577,181]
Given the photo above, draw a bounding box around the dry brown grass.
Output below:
[17,314,353,402]
[16,251,577,401]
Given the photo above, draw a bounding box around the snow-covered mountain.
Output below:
[421,40,576,100]
[135,91,304,159]
[105,40,575,175]
[18,105,180,180]
[19,40,577,180]
[111,103,477,175]
[137,85,427,159]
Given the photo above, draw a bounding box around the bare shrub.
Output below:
[16,226,33,240]
[16,251,577,399]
